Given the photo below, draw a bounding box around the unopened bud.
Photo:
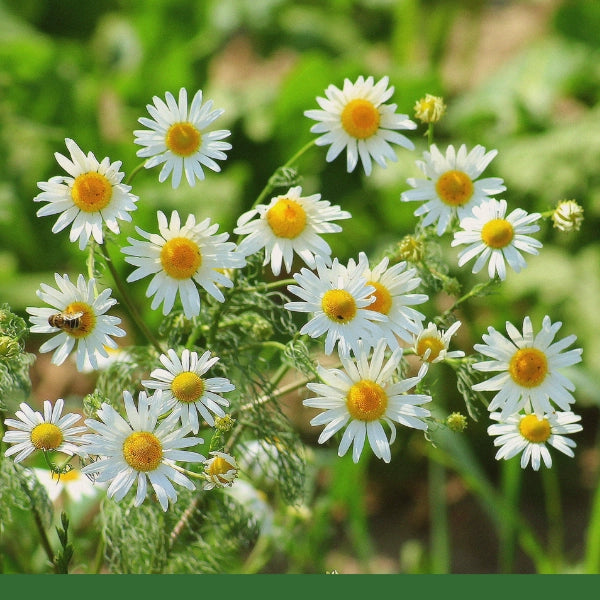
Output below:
[552,199,584,232]
[414,94,446,124]
[446,412,468,432]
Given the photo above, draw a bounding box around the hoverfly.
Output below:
[47,310,85,331]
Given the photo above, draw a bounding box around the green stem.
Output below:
[427,122,434,149]
[498,457,521,573]
[28,494,55,569]
[249,139,317,212]
[428,452,449,573]
[125,160,148,187]
[240,278,297,293]
[225,363,301,453]
[99,242,165,355]
[584,471,600,573]
[542,465,563,571]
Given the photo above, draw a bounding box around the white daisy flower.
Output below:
[487,410,583,471]
[80,390,205,512]
[26,273,126,371]
[451,198,542,280]
[349,251,428,349]
[142,348,234,432]
[401,144,506,235]
[413,320,465,366]
[2,399,86,464]
[34,138,138,251]
[202,451,239,490]
[284,254,386,357]
[121,210,245,319]
[472,315,583,418]
[33,467,103,503]
[234,185,351,276]
[224,479,274,536]
[304,339,431,463]
[304,75,416,176]
[134,88,231,188]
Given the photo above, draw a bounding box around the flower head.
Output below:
[284,255,386,357]
[121,210,245,319]
[34,138,138,250]
[304,339,431,463]
[81,390,205,511]
[304,75,416,176]
[552,199,584,232]
[134,88,231,188]
[414,94,446,124]
[488,410,582,471]
[203,451,239,490]
[33,467,102,503]
[401,144,505,236]
[26,273,125,371]
[452,198,542,280]
[3,399,86,463]
[142,348,234,432]
[472,315,583,418]
[413,321,465,366]
[234,186,351,276]
[349,252,428,350]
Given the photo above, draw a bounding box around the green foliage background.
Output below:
[1,0,599,573]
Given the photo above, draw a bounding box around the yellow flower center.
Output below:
[160,237,202,280]
[519,414,551,443]
[346,379,388,421]
[71,172,113,213]
[122,431,163,472]
[31,423,63,450]
[63,301,96,339]
[266,198,307,239]
[51,469,81,483]
[509,348,548,388]
[416,336,446,363]
[321,289,357,323]
[207,456,237,483]
[341,99,381,139]
[481,218,514,249]
[171,372,205,404]
[165,122,201,157]
[435,170,474,207]
[365,281,392,315]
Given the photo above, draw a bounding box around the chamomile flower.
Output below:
[284,255,386,357]
[472,315,583,418]
[2,399,86,464]
[401,144,506,235]
[121,210,245,319]
[142,348,234,432]
[349,252,428,349]
[413,321,465,367]
[33,467,101,503]
[552,199,584,232]
[487,410,583,471]
[451,198,542,280]
[234,186,351,276]
[80,390,205,512]
[304,75,416,176]
[34,138,139,250]
[26,273,125,371]
[304,339,431,463]
[134,88,231,188]
[203,451,239,490]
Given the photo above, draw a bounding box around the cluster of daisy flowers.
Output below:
[1,347,241,511]
[2,72,587,523]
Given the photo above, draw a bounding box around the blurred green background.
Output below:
[1,0,599,573]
